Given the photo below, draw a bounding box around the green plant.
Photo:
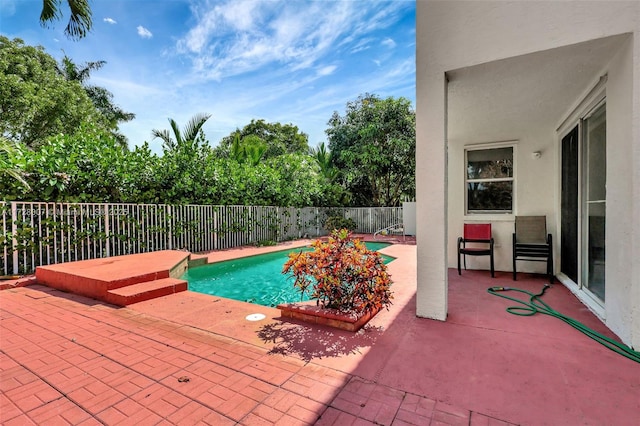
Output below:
[282,229,393,314]
[324,215,357,232]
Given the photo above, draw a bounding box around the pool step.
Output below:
[188,254,209,268]
[105,277,187,306]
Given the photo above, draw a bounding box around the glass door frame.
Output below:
[556,89,607,315]
[580,100,606,304]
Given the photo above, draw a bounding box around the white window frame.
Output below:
[464,141,517,217]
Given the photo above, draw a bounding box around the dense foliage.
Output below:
[0,36,104,148]
[282,229,393,314]
[0,124,333,207]
[327,93,416,206]
[324,215,357,232]
[215,119,311,159]
[0,37,415,208]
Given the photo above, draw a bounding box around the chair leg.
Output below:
[490,253,495,278]
[457,251,461,275]
[512,234,517,281]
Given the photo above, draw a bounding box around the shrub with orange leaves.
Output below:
[282,229,393,314]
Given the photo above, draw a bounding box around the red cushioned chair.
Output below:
[457,223,495,278]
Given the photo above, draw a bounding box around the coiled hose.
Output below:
[487,285,640,363]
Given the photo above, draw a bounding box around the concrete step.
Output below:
[106,277,187,306]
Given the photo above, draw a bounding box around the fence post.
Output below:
[11,202,18,274]
[167,205,173,250]
[104,204,110,258]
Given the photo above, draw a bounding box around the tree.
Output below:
[312,142,339,182]
[57,55,135,148]
[1,123,129,201]
[229,134,267,166]
[0,37,102,148]
[326,94,415,206]
[40,0,92,41]
[0,138,30,191]
[152,113,211,152]
[216,119,310,159]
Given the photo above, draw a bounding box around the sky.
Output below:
[0,0,415,153]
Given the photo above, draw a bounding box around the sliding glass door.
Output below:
[582,103,606,301]
[561,126,579,283]
[560,102,606,303]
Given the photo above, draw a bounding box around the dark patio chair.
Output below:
[512,216,554,282]
[457,223,494,277]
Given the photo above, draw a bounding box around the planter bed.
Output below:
[277,301,380,332]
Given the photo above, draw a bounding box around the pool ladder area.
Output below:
[373,223,406,240]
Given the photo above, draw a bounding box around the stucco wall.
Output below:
[447,134,557,274]
[420,1,639,72]
[605,36,637,345]
[417,1,640,347]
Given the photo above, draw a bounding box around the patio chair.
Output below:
[457,223,494,277]
[512,216,554,282]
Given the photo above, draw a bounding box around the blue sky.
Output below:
[1,0,415,153]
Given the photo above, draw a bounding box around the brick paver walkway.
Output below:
[1,285,506,425]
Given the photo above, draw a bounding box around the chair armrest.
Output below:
[457,237,464,249]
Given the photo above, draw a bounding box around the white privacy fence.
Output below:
[1,202,402,274]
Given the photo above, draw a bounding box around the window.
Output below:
[465,146,514,213]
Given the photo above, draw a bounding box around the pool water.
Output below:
[182,242,394,307]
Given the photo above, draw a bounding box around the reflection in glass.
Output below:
[583,103,606,301]
[467,148,513,179]
[467,181,513,211]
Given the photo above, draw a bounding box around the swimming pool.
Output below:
[182,242,394,307]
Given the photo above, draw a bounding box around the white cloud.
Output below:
[350,37,373,54]
[137,26,153,39]
[317,65,337,77]
[382,37,396,48]
[104,17,117,25]
[175,0,409,81]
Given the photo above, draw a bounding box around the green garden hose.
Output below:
[487,285,640,364]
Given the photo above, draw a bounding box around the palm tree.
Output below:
[152,113,212,152]
[56,56,135,149]
[313,142,339,182]
[230,134,266,166]
[0,138,30,190]
[40,0,92,41]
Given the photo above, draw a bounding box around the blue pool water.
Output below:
[182,242,394,307]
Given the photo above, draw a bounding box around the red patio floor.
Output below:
[1,241,638,425]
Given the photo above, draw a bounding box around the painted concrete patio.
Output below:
[1,241,638,425]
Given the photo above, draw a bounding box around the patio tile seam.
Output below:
[325,375,519,426]
[236,371,355,426]
[5,290,343,421]
[6,290,444,425]
[9,289,307,381]
[2,301,257,425]
[1,349,99,424]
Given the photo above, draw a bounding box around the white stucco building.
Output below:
[416,1,640,348]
